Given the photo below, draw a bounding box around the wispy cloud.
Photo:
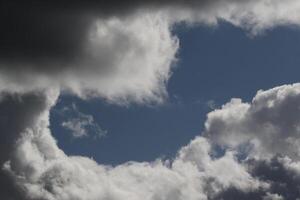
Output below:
[61,103,107,139]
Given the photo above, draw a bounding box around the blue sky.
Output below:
[50,22,300,165]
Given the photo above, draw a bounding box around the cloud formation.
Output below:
[205,83,300,160]
[0,10,178,104]
[1,1,300,103]
[2,84,300,199]
[0,89,262,199]
[2,1,300,199]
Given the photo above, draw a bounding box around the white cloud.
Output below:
[61,103,107,139]
[0,90,265,200]
[4,84,300,199]
[168,0,300,34]
[205,83,300,160]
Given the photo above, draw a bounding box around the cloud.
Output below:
[203,83,300,199]
[61,103,107,139]
[0,90,266,200]
[204,83,300,160]
[5,84,300,199]
[2,1,300,199]
[0,89,59,200]
[1,1,300,104]
[0,10,178,104]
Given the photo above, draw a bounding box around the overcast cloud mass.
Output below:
[2,0,300,199]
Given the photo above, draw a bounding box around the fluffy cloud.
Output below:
[2,1,300,200]
[0,11,178,104]
[4,83,300,199]
[204,83,300,199]
[2,1,300,104]
[0,90,265,200]
[4,54,300,200]
[205,83,300,160]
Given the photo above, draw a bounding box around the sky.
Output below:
[3,1,300,200]
[51,22,300,165]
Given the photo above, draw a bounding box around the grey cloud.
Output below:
[0,10,178,104]
[2,0,300,66]
[2,1,300,103]
[0,89,59,200]
[249,157,300,200]
[212,156,300,200]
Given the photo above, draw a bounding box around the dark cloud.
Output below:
[0,91,51,200]
[213,156,300,200]
[1,0,299,102]
[0,1,181,102]
[212,186,265,200]
[250,156,300,200]
[0,0,203,68]
[1,1,97,69]
[0,91,49,164]
[1,0,299,76]
[0,0,264,68]
[0,170,26,200]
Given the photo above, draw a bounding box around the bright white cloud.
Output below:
[205,83,300,160]
[3,83,300,199]
[1,90,264,200]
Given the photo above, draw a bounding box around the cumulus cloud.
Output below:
[0,90,265,200]
[61,103,107,139]
[2,1,300,199]
[4,84,300,199]
[204,83,300,199]
[1,1,300,103]
[0,10,178,104]
[204,83,300,160]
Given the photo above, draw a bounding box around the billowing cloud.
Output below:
[2,1,300,103]
[0,10,178,104]
[4,84,300,199]
[205,83,300,160]
[2,1,300,199]
[0,90,265,200]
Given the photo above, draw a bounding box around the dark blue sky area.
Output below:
[50,22,300,165]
